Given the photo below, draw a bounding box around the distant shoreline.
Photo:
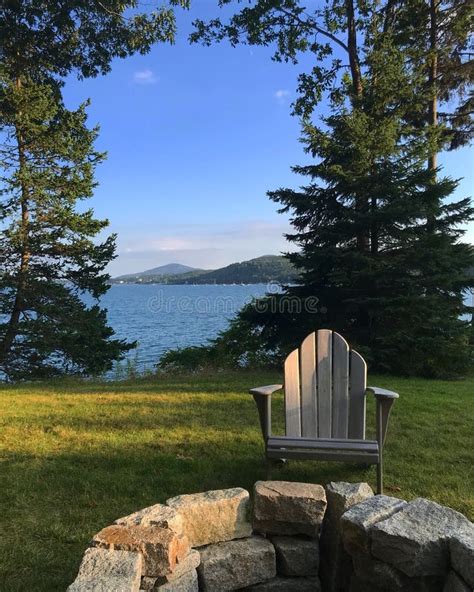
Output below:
[110,254,298,286]
[108,281,272,286]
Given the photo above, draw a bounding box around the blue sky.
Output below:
[62,4,473,276]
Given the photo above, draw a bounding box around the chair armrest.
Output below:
[249,384,283,396]
[366,386,399,399]
[367,386,398,451]
[249,385,282,441]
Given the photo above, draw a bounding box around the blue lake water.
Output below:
[96,284,269,373]
[88,283,472,376]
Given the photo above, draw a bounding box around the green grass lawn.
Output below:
[0,371,473,591]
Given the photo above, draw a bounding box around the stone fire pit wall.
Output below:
[67,481,473,592]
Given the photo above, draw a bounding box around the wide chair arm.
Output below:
[366,386,399,449]
[366,386,399,400]
[249,384,283,397]
[249,384,283,440]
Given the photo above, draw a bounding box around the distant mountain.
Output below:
[111,255,298,285]
[141,263,200,276]
[115,263,201,282]
[177,255,297,285]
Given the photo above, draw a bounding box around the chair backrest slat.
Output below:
[283,329,367,440]
[284,348,301,437]
[332,332,350,438]
[316,329,333,438]
[348,349,367,439]
[300,332,318,437]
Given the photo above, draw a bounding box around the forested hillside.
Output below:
[111,255,297,284]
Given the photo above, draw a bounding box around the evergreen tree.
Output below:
[182,0,474,377]
[191,1,472,140]
[391,0,473,165]
[1,1,188,82]
[0,79,132,379]
[0,1,189,379]
[223,58,473,376]
[261,127,473,375]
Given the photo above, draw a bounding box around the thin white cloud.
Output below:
[133,69,157,85]
[274,89,290,104]
[109,221,295,275]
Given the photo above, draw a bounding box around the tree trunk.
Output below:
[428,0,438,174]
[346,0,363,99]
[370,195,379,255]
[345,0,369,252]
[0,77,31,365]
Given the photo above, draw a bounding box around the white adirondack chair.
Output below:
[249,329,399,494]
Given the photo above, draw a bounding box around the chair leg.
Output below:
[264,457,287,480]
[376,400,384,495]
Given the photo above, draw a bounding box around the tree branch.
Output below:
[277,6,349,53]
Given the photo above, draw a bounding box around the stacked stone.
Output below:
[319,481,375,592]
[67,480,473,592]
[167,487,269,592]
[67,547,144,592]
[67,510,193,592]
[240,480,326,592]
[326,491,474,592]
[109,502,197,591]
[67,487,260,592]
[67,482,326,592]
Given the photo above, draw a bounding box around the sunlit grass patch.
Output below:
[0,371,472,590]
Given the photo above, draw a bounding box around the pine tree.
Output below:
[0,79,131,379]
[186,2,474,376]
[260,124,473,375]
[226,122,474,375]
[391,0,473,165]
[0,2,189,379]
[191,1,472,145]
